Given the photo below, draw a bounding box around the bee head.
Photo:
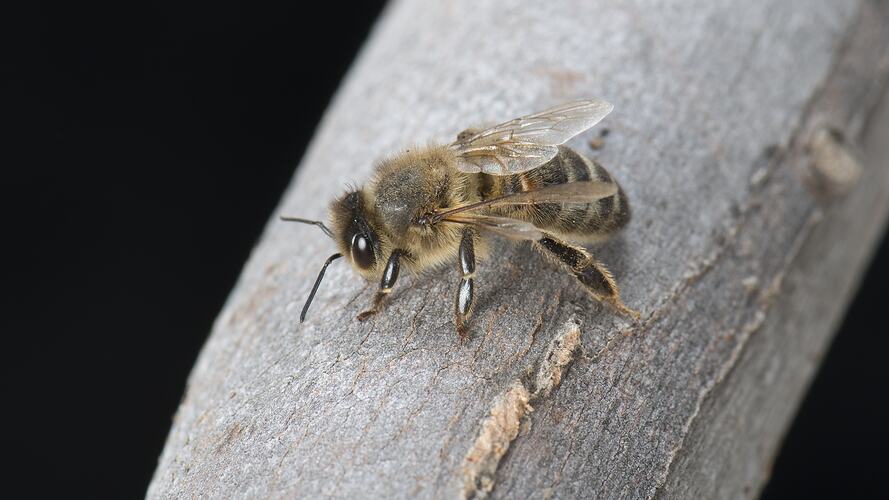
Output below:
[329,190,388,279]
[279,189,391,323]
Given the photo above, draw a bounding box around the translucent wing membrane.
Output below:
[430,181,617,224]
[444,214,545,241]
[449,99,614,175]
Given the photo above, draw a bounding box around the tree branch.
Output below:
[149,0,889,498]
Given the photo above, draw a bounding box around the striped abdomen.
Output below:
[478,146,630,242]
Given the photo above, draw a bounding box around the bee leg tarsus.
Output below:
[454,278,475,339]
[357,307,378,321]
[358,291,387,320]
[454,228,478,340]
[357,250,404,322]
[608,297,641,321]
[456,322,469,343]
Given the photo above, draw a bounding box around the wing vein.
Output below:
[449,98,614,175]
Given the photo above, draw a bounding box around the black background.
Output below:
[4,2,887,497]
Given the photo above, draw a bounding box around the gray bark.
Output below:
[148,1,889,498]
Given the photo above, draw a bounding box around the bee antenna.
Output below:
[300,252,343,323]
[280,216,334,239]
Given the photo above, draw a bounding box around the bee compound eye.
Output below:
[350,233,375,269]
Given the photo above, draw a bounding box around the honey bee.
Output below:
[283,99,637,340]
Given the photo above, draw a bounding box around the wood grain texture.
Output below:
[148,0,889,498]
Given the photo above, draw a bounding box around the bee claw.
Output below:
[456,325,469,342]
[610,299,641,321]
[357,309,377,321]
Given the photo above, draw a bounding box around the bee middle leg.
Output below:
[534,235,639,319]
[357,250,404,321]
[454,227,478,340]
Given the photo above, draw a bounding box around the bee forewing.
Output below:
[449,99,613,175]
[487,181,618,206]
[446,215,545,241]
[433,181,618,222]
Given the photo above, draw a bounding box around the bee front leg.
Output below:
[455,228,477,341]
[357,250,404,321]
[534,235,639,320]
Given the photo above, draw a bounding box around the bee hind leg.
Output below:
[454,227,478,341]
[534,235,639,320]
[357,250,404,321]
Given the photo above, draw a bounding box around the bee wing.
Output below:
[444,214,545,241]
[432,181,618,222]
[448,99,613,175]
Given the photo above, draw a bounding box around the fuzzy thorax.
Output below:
[329,145,485,281]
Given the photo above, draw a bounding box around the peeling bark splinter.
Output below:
[461,318,582,499]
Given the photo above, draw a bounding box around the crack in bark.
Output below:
[648,3,889,491]
[652,207,823,498]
